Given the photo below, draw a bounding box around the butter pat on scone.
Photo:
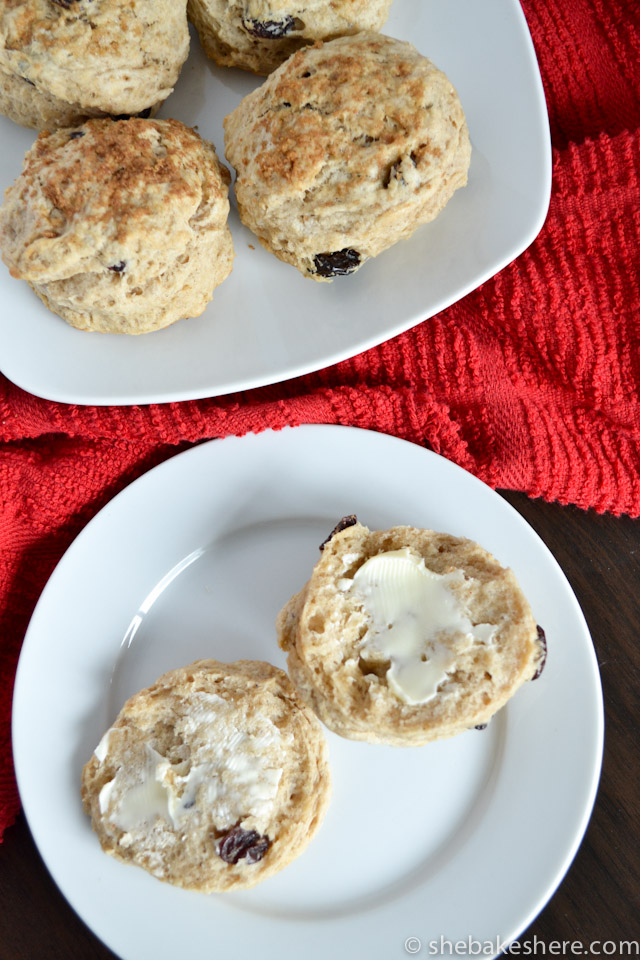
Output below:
[82,660,331,891]
[277,519,546,745]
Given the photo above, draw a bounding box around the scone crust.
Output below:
[189,0,392,76]
[81,659,331,892]
[224,32,471,280]
[0,117,234,334]
[0,0,189,116]
[277,523,544,745]
[0,66,107,130]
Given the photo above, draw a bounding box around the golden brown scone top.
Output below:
[32,118,225,227]
[228,33,465,195]
[1,117,230,282]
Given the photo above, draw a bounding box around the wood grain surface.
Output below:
[0,490,638,959]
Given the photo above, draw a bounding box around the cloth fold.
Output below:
[1,0,639,835]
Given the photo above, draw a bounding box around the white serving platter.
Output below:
[0,0,551,405]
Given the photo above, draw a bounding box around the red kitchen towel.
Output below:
[0,0,639,836]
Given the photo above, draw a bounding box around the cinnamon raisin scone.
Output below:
[81,660,331,892]
[189,0,393,76]
[277,519,546,745]
[0,0,189,130]
[224,32,471,281]
[0,118,234,334]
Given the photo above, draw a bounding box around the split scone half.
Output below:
[277,519,546,746]
[82,659,331,891]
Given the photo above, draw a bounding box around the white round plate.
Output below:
[0,0,551,405]
[13,426,602,960]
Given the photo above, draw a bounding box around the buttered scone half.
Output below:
[82,660,331,892]
[224,32,471,281]
[188,0,393,76]
[277,519,547,745]
[0,0,189,130]
[0,118,234,334]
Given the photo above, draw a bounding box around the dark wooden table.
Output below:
[0,490,638,959]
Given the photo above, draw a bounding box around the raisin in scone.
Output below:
[0,118,234,334]
[189,0,393,76]
[277,519,546,745]
[0,0,189,130]
[82,660,331,892]
[224,32,471,281]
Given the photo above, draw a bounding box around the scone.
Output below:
[189,0,393,76]
[224,32,471,281]
[82,660,331,892]
[0,117,234,334]
[0,0,189,130]
[277,518,547,745]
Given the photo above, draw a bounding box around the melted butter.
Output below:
[344,549,496,704]
[111,746,175,830]
[94,727,115,764]
[95,693,286,834]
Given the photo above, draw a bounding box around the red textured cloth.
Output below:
[1,0,639,837]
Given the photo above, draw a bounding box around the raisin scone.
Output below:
[188,0,393,76]
[224,32,471,281]
[0,0,189,130]
[277,519,547,745]
[0,118,234,334]
[82,660,331,892]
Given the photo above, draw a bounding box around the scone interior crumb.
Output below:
[81,660,331,892]
[277,521,545,745]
